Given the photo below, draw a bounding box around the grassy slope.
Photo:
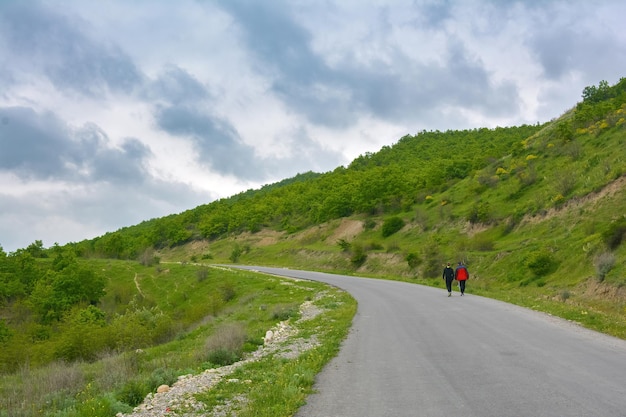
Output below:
[0,261,356,416]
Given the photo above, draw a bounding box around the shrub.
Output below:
[421,243,443,278]
[526,250,558,277]
[271,304,299,321]
[207,348,241,366]
[555,173,577,196]
[467,201,491,224]
[203,323,247,366]
[406,253,421,270]
[117,379,149,407]
[229,244,243,263]
[219,282,236,302]
[594,252,616,282]
[350,244,367,267]
[337,238,351,252]
[363,218,377,230]
[382,216,405,237]
[602,218,626,250]
[138,248,159,267]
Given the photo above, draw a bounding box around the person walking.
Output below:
[442,263,455,297]
[454,261,469,295]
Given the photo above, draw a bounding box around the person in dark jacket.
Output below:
[454,261,469,295]
[442,263,455,297]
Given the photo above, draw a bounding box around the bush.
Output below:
[219,282,236,302]
[148,367,179,391]
[594,252,616,282]
[467,201,491,224]
[117,379,149,407]
[337,238,351,252]
[406,253,421,270]
[271,304,299,321]
[207,348,241,366]
[382,216,405,237]
[363,218,377,230]
[229,244,243,263]
[602,218,626,250]
[203,323,247,366]
[526,250,558,277]
[350,244,367,267]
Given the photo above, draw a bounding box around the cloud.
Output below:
[144,65,210,105]
[0,1,143,96]
[155,104,263,178]
[0,106,153,184]
[218,1,521,129]
[0,106,71,178]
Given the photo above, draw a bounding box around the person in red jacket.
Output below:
[454,261,469,296]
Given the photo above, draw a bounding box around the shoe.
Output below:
[448,292,451,297]
[461,293,464,296]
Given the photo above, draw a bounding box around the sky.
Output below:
[1,0,625,253]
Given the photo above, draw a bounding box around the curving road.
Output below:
[232,266,626,417]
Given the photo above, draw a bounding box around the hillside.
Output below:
[1,77,625,416]
[149,77,626,337]
[61,78,622,320]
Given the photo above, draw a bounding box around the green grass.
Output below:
[0,263,356,417]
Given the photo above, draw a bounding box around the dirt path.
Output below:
[134,273,145,298]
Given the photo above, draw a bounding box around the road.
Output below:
[232,266,626,417]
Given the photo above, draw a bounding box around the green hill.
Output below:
[64,78,626,329]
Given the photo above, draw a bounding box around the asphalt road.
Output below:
[232,266,626,417]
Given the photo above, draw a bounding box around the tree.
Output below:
[29,264,105,323]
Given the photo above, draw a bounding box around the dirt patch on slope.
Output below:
[233,229,285,246]
[581,279,626,303]
[325,219,364,244]
[255,230,284,246]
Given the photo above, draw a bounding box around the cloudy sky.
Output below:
[1,0,625,252]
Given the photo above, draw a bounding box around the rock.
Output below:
[157,385,170,393]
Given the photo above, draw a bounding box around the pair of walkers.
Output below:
[442,262,469,296]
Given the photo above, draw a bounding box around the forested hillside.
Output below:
[64,124,542,258]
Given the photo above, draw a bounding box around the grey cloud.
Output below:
[145,65,210,104]
[0,106,152,183]
[218,1,356,127]
[415,0,453,28]
[0,1,143,96]
[78,129,152,183]
[529,24,626,82]
[155,105,264,179]
[219,1,520,127]
[0,106,71,178]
